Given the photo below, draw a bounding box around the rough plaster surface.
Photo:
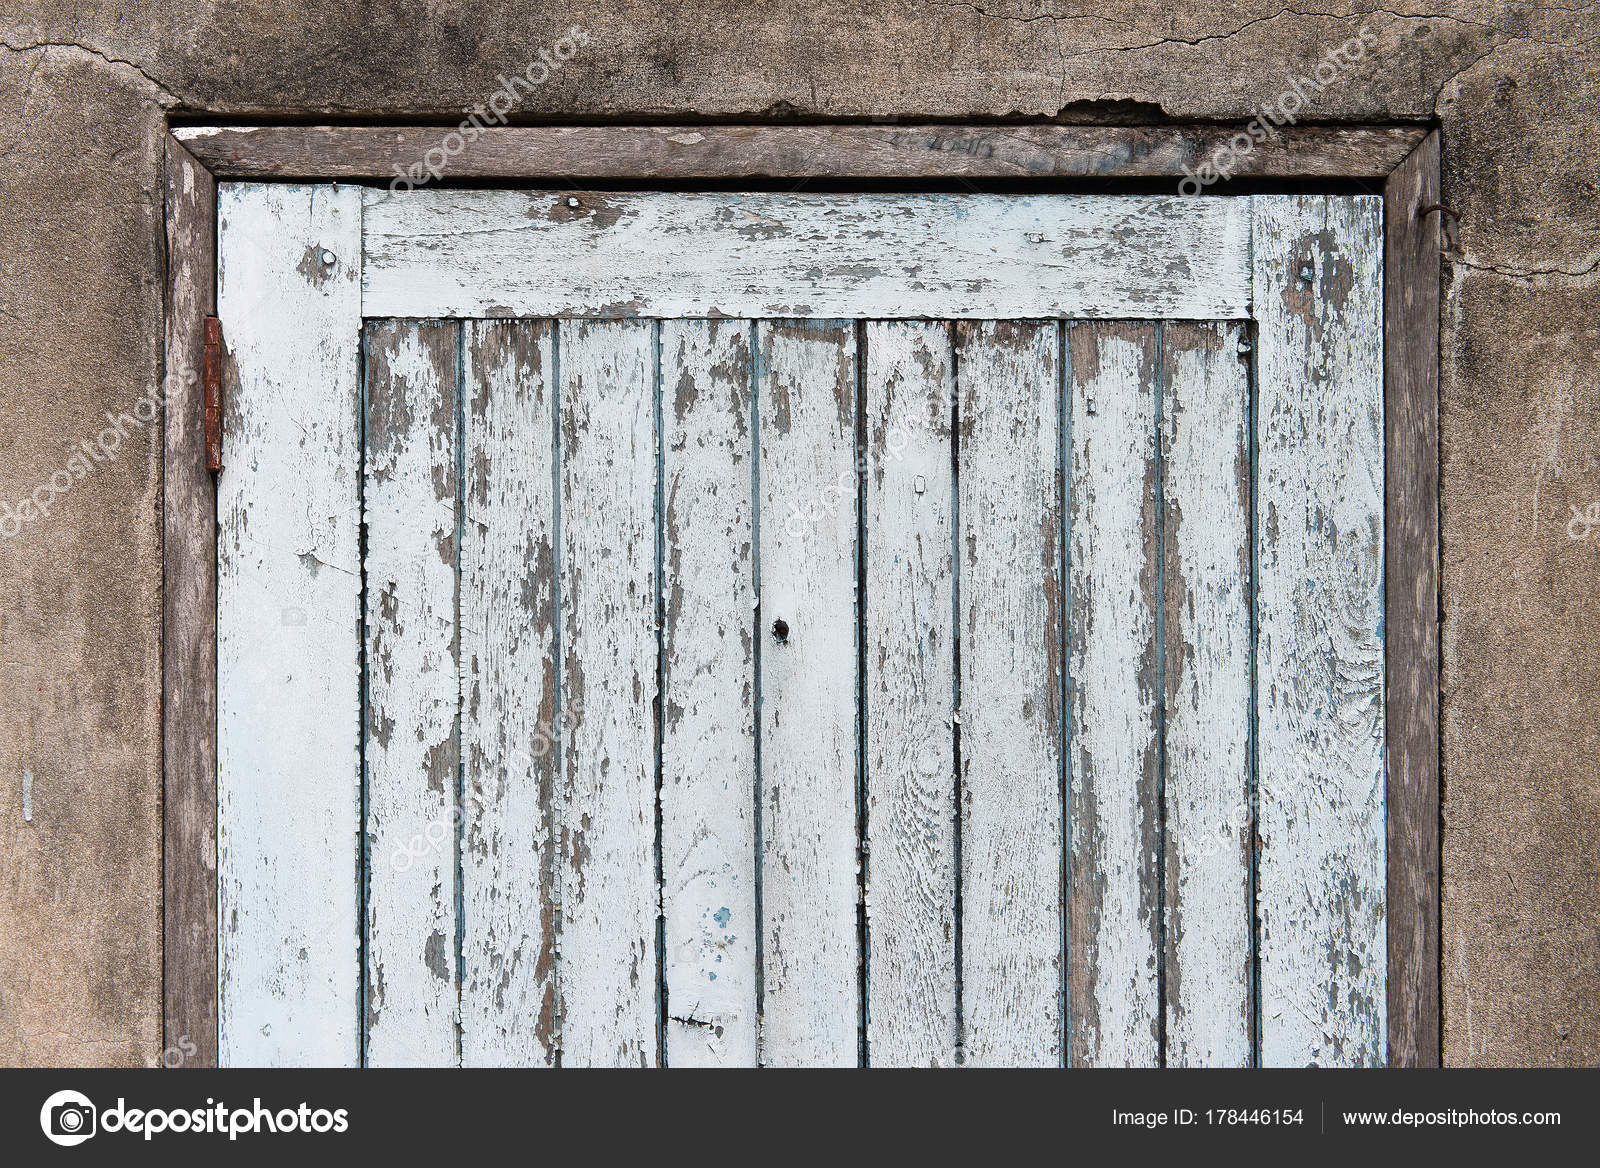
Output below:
[0,1,1594,1067]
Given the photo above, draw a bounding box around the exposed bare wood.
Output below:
[459,320,561,1067]
[175,123,1426,182]
[1383,132,1442,1069]
[1066,321,1161,1068]
[958,321,1064,1067]
[558,320,661,1067]
[161,136,218,1068]
[362,321,462,1067]
[1161,321,1253,1068]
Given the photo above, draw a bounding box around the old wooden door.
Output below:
[215,187,1384,1067]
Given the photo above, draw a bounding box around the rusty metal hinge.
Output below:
[203,316,222,473]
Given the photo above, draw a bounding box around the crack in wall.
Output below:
[1,38,178,104]
[1450,251,1600,283]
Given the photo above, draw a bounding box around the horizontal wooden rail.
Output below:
[175,123,1427,182]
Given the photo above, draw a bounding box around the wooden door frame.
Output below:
[161,122,1440,1067]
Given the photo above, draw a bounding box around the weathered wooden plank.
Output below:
[1254,194,1387,1067]
[459,320,559,1067]
[660,320,758,1067]
[177,124,1426,182]
[1161,322,1253,1068]
[958,321,1063,1067]
[215,183,362,1066]
[863,321,957,1067]
[1066,322,1161,1068]
[162,136,218,1066]
[1383,133,1441,1069]
[757,320,861,1066]
[362,321,461,1067]
[558,319,660,1067]
[362,191,1252,322]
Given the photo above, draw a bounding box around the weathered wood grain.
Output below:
[757,320,861,1066]
[202,166,1412,1069]
[1066,322,1161,1068]
[162,136,218,1066]
[361,190,1252,322]
[958,321,1063,1067]
[1253,194,1387,1067]
[1383,133,1441,1069]
[558,319,660,1067]
[215,183,363,1066]
[1161,322,1253,1068]
[863,322,957,1067]
[362,321,462,1067]
[459,320,559,1067]
[177,124,1426,182]
[660,320,759,1067]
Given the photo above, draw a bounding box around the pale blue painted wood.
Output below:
[217,188,1389,1070]
[217,183,363,1067]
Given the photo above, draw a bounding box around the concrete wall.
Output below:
[0,1,1594,1067]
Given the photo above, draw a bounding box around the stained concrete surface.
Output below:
[0,1,1594,1065]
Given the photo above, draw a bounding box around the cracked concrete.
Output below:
[1,0,1596,1066]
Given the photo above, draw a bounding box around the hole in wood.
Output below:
[771,618,789,644]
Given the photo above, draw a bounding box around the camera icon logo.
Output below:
[40,1090,97,1147]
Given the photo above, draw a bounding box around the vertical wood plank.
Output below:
[1383,134,1441,1068]
[757,319,861,1066]
[216,183,362,1066]
[162,137,218,1066]
[559,319,660,1067]
[459,321,559,1067]
[660,320,758,1067]
[363,321,461,1067]
[1254,194,1387,1067]
[863,322,957,1067]
[1066,322,1161,1068]
[958,320,1064,1067]
[1161,321,1253,1067]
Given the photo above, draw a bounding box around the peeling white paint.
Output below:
[361,190,1253,321]
[758,321,860,1066]
[961,321,1063,1067]
[559,320,660,1067]
[363,321,461,1067]
[661,319,758,1067]
[1254,195,1387,1068]
[1070,325,1161,1068]
[212,185,1388,1069]
[459,320,559,1068]
[216,183,363,1068]
[864,322,957,1066]
[1162,322,1252,1068]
